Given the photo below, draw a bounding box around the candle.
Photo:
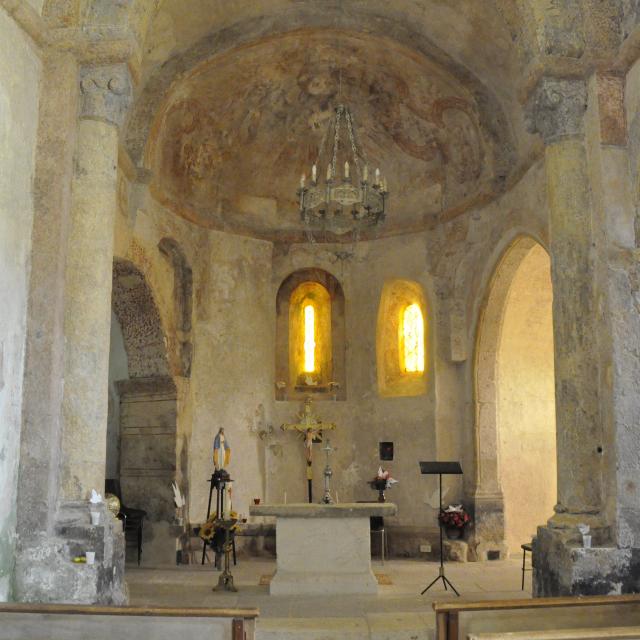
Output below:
[300,173,305,188]
[312,164,317,182]
[344,160,350,179]
[284,491,287,504]
[327,164,332,181]
[335,491,339,504]
[363,164,368,182]
[375,167,380,185]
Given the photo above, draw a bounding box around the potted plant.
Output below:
[438,504,471,539]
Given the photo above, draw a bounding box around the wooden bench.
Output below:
[0,603,259,640]
[469,626,640,639]
[434,594,640,640]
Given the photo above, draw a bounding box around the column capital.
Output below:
[79,64,132,127]
[525,77,588,145]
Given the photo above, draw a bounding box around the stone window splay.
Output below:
[377,279,428,397]
[275,268,346,401]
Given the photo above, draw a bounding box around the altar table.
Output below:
[249,502,397,595]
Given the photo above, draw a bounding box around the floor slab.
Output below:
[125,557,531,638]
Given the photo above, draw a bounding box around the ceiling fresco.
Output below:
[147,30,501,240]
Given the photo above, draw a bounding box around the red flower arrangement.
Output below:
[438,505,471,529]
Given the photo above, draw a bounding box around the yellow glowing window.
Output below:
[402,303,425,373]
[303,304,316,372]
[289,281,331,387]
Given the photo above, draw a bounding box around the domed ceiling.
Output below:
[146,30,513,241]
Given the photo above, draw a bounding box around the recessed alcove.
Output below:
[376,279,428,398]
[275,268,346,401]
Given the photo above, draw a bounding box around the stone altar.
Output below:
[249,503,397,595]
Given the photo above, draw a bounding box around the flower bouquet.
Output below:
[438,504,471,539]
[369,467,398,502]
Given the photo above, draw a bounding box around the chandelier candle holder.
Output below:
[298,104,388,239]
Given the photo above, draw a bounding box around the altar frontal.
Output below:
[249,502,397,595]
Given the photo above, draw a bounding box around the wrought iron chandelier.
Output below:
[298,104,388,240]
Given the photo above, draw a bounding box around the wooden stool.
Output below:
[521,542,532,590]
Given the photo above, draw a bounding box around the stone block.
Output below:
[534,525,640,596]
[444,539,469,562]
[14,503,126,604]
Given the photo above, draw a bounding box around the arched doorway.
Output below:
[474,237,557,559]
[108,259,177,565]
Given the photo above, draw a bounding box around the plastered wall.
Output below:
[497,244,557,554]
[0,9,41,599]
[268,234,437,532]
[110,156,553,555]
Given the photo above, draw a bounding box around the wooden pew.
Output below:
[469,626,640,639]
[434,594,640,640]
[0,603,259,640]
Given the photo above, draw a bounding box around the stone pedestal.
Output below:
[14,503,127,604]
[533,526,640,596]
[250,503,396,595]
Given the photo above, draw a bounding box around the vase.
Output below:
[370,479,387,503]
[445,527,463,540]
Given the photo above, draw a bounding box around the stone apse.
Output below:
[3,0,640,602]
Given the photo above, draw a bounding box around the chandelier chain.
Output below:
[331,106,342,180]
[345,108,363,179]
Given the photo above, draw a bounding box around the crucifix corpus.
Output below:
[281,397,336,503]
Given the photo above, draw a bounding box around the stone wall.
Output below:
[0,9,41,600]
[269,233,437,544]
[113,195,274,535]
[109,156,552,560]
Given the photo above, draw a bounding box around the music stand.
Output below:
[419,461,463,596]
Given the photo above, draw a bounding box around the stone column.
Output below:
[14,64,131,604]
[526,77,607,595]
[529,77,604,519]
[527,75,640,596]
[60,65,132,501]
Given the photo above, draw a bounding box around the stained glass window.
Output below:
[403,303,425,373]
[303,304,316,372]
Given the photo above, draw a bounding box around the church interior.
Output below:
[3,1,640,638]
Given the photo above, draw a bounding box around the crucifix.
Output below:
[281,397,336,503]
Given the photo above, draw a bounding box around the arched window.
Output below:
[275,269,346,400]
[401,303,425,373]
[289,282,331,388]
[377,279,428,397]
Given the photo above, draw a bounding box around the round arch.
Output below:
[473,235,556,560]
[109,258,177,565]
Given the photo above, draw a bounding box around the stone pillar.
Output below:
[529,78,604,520]
[527,75,640,595]
[14,63,130,604]
[60,65,132,501]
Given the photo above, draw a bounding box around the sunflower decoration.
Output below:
[199,516,217,542]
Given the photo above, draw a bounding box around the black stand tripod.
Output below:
[201,470,236,566]
[418,461,463,597]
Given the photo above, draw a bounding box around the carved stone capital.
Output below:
[525,77,587,144]
[79,64,132,127]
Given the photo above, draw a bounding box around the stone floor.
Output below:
[126,557,531,639]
